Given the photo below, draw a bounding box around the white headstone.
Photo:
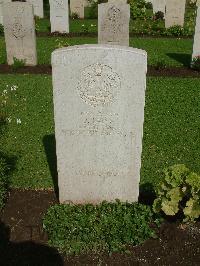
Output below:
[152,0,166,15]
[192,5,200,59]
[50,0,69,33]
[52,44,147,204]
[0,0,11,25]
[165,0,186,28]
[98,2,130,46]
[27,0,44,18]
[3,2,37,65]
[70,0,84,19]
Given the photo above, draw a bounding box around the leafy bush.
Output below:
[191,55,200,71]
[130,0,147,20]
[154,11,164,20]
[11,57,25,70]
[71,12,80,19]
[87,0,107,19]
[0,24,4,36]
[166,25,185,36]
[153,164,200,222]
[43,201,160,254]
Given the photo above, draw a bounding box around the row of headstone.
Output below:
[150,0,186,28]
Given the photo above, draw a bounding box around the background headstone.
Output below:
[0,0,11,25]
[52,44,147,204]
[98,1,130,46]
[152,0,166,16]
[50,0,69,33]
[70,0,84,19]
[165,0,186,28]
[192,4,200,59]
[27,0,44,18]
[3,2,37,65]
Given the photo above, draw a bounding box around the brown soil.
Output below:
[0,64,200,78]
[0,189,200,266]
[36,31,193,39]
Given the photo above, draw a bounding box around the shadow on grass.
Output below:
[166,53,191,67]
[139,183,156,206]
[43,135,59,199]
[0,221,63,266]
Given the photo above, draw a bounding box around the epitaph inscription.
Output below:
[50,0,69,33]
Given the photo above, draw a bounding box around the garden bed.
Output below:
[0,64,200,78]
[0,189,200,265]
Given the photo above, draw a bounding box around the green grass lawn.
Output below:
[0,37,193,67]
[1,75,200,190]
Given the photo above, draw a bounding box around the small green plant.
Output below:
[166,25,184,36]
[43,201,161,254]
[11,57,25,70]
[154,11,164,20]
[191,55,200,71]
[155,59,167,69]
[71,12,80,19]
[0,24,4,36]
[153,164,200,222]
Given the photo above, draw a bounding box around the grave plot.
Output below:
[0,0,200,264]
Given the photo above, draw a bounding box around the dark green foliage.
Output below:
[87,0,107,19]
[43,201,160,254]
[166,25,185,36]
[153,165,200,222]
[154,11,164,20]
[0,157,8,210]
[0,24,4,36]
[11,57,26,70]
[191,56,200,71]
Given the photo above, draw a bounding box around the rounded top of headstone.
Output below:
[52,44,147,58]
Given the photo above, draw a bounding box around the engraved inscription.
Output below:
[53,0,64,9]
[101,5,122,35]
[77,63,121,107]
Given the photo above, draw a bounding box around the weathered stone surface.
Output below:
[98,2,130,46]
[52,44,147,204]
[0,0,11,25]
[152,0,166,15]
[50,0,69,33]
[3,2,37,65]
[70,0,84,19]
[165,0,186,28]
[27,0,44,18]
[192,6,200,59]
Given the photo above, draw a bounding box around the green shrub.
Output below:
[43,201,160,254]
[154,11,164,20]
[130,0,147,20]
[191,55,200,71]
[166,25,185,36]
[71,12,80,19]
[153,164,200,222]
[0,24,4,36]
[11,57,25,70]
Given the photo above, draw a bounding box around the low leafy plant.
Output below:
[154,11,164,21]
[153,164,200,222]
[43,201,161,254]
[155,59,167,69]
[0,24,4,36]
[71,12,80,19]
[11,57,25,70]
[166,25,185,36]
[191,55,200,71]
